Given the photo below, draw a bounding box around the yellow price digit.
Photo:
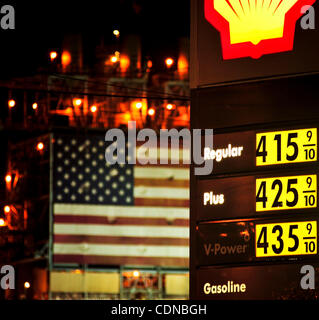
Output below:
[256,128,317,166]
[256,221,317,257]
[256,175,317,212]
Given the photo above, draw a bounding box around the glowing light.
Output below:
[135,102,143,110]
[123,111,131,123]
[90,105,97,113]
[120,55,130,72]
[4,206,10,213]
[73,269,82,274]
[111,55,118,63]
[73,98,83,107]
[61,51,71,67]
[220,233,228,237]
[8,99,16,108]
[147,60,153,69]
[5,175,12,183]
[133,270,140,278]
[240,230,250,237]
[50,51,57,61]
[113,29,120,37]
[165,58,174,68]
[110,50,120,64]
[0,218,5,227]
[24,282,30,289]
[177,55,189,74]
[37,142,44,151]
[166,104,174,110]
[148,108,155,116]
[32,103,38,110]
[111,51,120,63]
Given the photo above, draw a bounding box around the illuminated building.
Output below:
[0,29,190,300]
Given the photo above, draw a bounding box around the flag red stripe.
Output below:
[53,254,189,267]
[134,178,189,188]
[54,235,189,246]
[54,215,189,227]
[134,198,189,207]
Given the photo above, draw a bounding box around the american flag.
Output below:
[52,133,189,267]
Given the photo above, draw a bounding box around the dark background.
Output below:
[0,0,190,79]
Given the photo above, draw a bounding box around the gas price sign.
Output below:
[256,174,317,212]
[256,221,317,258]
[194,123,319,298]
[256,128,317,166]
[191,0,319,299]
[201,127,318,176]
[197,172,318,221]
[197,218,318,265]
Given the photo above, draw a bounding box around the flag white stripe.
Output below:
[136,147,190,163]
[54,224,189,238]
[54,243,189,258]
[134,186,189,199]
[134,167,189,180]
[53,204,189,219]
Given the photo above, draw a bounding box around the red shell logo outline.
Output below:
[204,0,317,59]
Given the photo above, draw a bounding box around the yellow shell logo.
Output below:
[205,0,317,59]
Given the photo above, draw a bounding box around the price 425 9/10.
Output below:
[256,175,317,212]
[255,221,317,258]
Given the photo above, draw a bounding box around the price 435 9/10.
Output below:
[255,221,317,258]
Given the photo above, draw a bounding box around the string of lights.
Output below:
[2,84,190,131]
[1,85,190,102]
[51,73,191,100]
[0,36,191,232]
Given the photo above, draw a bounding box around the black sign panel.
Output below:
[197,171,319,221]
[196,263,319,300]
[197,217,319,266]
[201,130,255,175]
[197,175,254,221]
[197,221,254,266]
[200,126,319,175]
[191,2,319,297]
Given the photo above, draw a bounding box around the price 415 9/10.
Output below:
[256,128,317,166]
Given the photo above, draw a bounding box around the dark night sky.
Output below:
[0,0,190,78]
